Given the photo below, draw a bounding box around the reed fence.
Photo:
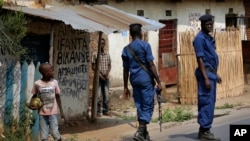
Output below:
[178,30,244,104]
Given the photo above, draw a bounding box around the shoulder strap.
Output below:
[127,45,153,76]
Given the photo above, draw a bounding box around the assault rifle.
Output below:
[157,89,162,132]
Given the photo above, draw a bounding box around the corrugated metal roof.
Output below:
[3,4,164,34]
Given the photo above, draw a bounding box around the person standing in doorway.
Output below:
[92,38,112,117]
[193,14,222,141]
[30,63,65,141]
[122,23,162,141]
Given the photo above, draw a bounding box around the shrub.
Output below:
[0,10,29,59]
[0,104,33,141]
[153,106,193,123]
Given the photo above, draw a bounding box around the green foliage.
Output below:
[66,134,78,141]
[0,0,3,9]
[153,106,193,123]
[172,106,193,122]
[162,108,174,122]
[0,10,29,59]
[121,115,137,121]
[0,104,33,141]
[215,102,242,109]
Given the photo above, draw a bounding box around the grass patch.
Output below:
[65,134,78,141]
[120,115,137,121]
[84,138,101,141]
[0,104,33,141]
[152,106,193,123]
[215,103,242,109]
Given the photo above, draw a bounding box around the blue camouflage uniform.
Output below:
[193,31,219,130]
[121,39,156,123]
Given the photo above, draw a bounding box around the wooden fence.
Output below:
[178,30,244,104]
[0,60,41,140]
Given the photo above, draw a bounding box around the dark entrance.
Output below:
[21,34,50,65]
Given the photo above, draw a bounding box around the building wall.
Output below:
[108,0,245,85]
[108,0,245,31]
[28,21,91,120]
[108,30,159,87]
[108,32,128,87]
[53,24,90,120]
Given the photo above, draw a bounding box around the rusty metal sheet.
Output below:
[3,4,164,34]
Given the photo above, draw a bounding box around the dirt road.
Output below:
[60,84,250,141]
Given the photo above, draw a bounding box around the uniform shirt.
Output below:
[32,79,60,115]
[121,39,154,85]
[92,51,111,76]
[193,31,219,80]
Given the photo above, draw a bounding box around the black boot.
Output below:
[144,128,150,141]
[133,121,147,141]
[200,131,221,141]
[198,127,205,139]
[198,127,221,141]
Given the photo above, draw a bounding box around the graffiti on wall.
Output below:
[55,25,89,99]
[188,13,201,30]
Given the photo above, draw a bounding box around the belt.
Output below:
[205,67,217,74]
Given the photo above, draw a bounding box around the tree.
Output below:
[0,0,3,9]
[0,10,29,59]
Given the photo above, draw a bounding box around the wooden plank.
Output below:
[26,61,39,141]
[4,60,14,126]
[31,62,41,141]
[19,61,28,122]
[26,61,35,103]
[12,62,21,121]
[34,62,41,81]
[0,60,6,127]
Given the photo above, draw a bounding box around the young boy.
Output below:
[30,63,65,141]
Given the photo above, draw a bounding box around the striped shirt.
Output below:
[92,51,111,75]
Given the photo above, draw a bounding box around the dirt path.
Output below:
[60,84,250,141]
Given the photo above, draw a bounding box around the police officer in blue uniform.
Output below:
[193,14,222,141]
[122,23,162,141]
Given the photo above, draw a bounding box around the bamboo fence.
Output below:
[178,30,244,104]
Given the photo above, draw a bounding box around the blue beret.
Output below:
[199,14,213,22]
[129,23,142,29]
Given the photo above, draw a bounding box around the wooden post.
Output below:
[91,31,103,121]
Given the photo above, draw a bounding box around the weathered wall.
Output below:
[176,0,244,32]
[28,20,51,34]
[108,0,177,21]
[0,20,93,124]
[108,0,245,31]
[108,0,245,87]
[53,23,90,120]
[107,32,128,87]
[107,30,159,87]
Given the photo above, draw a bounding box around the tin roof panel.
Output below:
[3,4,164,34]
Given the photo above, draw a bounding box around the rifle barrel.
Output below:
[158,96,162,132]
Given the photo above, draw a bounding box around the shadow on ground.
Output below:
[60,116,136,134]
[168,133,199,141]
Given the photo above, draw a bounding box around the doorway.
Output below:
[21,34,50,65]
[158,19,177,85]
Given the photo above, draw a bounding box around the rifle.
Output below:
[157,89,162,132]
